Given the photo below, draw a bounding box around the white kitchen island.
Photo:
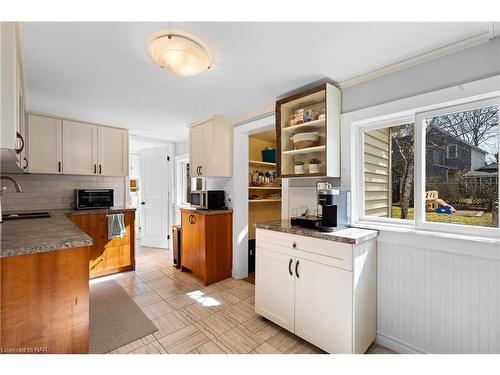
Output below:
[254,221,378,354]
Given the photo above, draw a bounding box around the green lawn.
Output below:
[391,207,494,227]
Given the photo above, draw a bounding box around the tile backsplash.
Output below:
[0,174,126,212]
[204,177,233,208]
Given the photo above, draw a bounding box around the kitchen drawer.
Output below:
[256,229,352,271]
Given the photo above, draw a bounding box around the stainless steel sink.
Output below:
[2,212,51,221]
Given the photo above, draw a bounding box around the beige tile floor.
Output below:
[108,246,395,354]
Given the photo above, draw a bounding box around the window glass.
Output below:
[364,123,415,220]
[424,105,499,227]
[181,162,191,204]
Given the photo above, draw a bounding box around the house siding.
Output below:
[364,128,391,217]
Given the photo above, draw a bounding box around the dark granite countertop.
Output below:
[67,207,136,216]
[180,207,233,216]
[254,220,378,245]
[0,207,136,258]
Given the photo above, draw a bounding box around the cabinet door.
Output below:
[294,258,353,353]
[97,126,128,176]
[189,121,213,177]
[255,247,295,332]
[63,120,98,175]
[0,22,18,149]
[181,211,205,278]
[27,115,63,174]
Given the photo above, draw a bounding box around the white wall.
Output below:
[375,231,500,354]
[175,140,189,156]
[342,72,500,352]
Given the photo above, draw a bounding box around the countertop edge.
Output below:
[254,222,378,245]
[1,207,136,258]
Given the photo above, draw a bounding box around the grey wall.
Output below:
[342,37,500,113]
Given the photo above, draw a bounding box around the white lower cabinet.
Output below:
[294,257,353,353]
[255,248,295,331]
[255,228,377,354]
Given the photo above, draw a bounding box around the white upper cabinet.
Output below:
[27,115,63,174]
[189,116,232,177]
[63,120,98,175]
[97,126,129,177]
[26,115,128,176]
[1,22,26,165]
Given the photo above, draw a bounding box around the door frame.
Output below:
[232,113,277,279]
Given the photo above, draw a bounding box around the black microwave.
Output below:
[75,189,114,210]
[190,190,226,210]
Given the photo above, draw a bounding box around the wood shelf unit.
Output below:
[280,118,326,133]
[249,199,282,203]
[248,130,282,241]
[249,186,281,190]
[282,145,326,156]
[276,83,341,178]
[249,160,276,168]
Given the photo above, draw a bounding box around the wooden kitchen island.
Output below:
[180,208,232,285]
[0,208,136,354]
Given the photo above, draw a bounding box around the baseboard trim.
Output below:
[375,332,429,354]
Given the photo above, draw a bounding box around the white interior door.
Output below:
[140,146,171,249]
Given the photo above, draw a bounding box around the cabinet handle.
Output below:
[58,161,62,173]
[99,164,102,174]
[94,164,97,174]
[140,201,145,205]
[16,132,24,155]
[188,214,192,224]
[191,214,196,224]
[295,260,300,278]
[288,259,293,276]
[199,166,203,176]
[292,242,297,249]
[22,157,28,170]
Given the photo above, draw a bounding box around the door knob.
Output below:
[140,201,145,205]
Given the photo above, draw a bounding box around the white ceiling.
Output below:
[22,22,497,142]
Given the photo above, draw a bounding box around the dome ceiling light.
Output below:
[147,33,212,77]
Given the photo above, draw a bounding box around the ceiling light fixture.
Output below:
[147,33,211,77]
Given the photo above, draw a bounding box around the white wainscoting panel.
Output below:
[376,232,500,354]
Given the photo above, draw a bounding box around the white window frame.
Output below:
[414,97,500,238]
[446,144,458,159]
[175,153,191,209]
[350,79,500,240]
[355,114,415,227]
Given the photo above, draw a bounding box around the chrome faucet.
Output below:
[0,175,23,223]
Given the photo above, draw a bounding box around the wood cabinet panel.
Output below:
[0,246,90,354]
[68,211,135,278]
[180,210,232,285]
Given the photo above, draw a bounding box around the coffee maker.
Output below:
[317,182,350,232]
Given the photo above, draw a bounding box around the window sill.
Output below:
[353,220,500,259]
